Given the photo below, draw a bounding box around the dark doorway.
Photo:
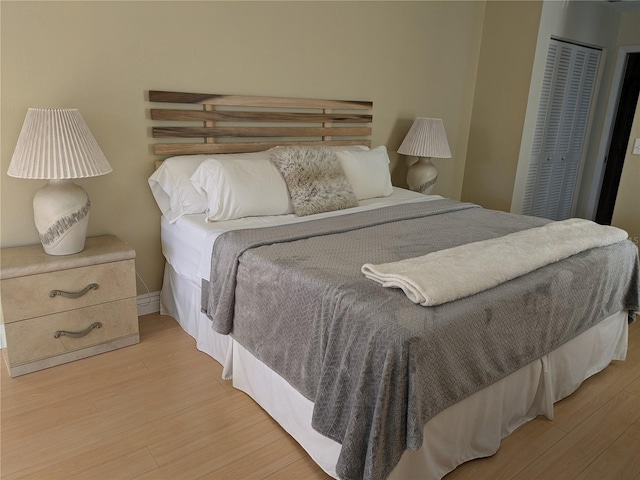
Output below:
[595,52,640,225]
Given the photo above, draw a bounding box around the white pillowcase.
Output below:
[191,155,293,222]
[147,146,373,223]
[337,146,393,200]
[328,145,370,152]
[148,154,211,223]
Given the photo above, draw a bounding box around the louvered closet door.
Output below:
[522,39,600,220]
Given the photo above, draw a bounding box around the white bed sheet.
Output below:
[161,187,434,283]
[160,187,435,365]
[159,188,630,479]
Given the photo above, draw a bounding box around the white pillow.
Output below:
[148,154,211,223]
[336,146,393,200]
[191,156,293,222]
[328,145,370,152]
[147,148,369,222]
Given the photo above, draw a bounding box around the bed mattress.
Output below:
[161,263,628,479]
[161,187,433,283]
[159,188,633,479]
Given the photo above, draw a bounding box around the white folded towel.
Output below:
[361,218,628,307]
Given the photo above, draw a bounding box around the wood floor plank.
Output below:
[0,355,149,416]
[5,439,133,480]
[5,314,268,480]
[89,358,225,419]
[137,334,212,370]
[1,320,236,478]
[137,312,181,338]
[147,399,267,466]
[2,314,639,480]
[512,390,640,480]
[626,374,640,397]
[64,447,159,480]
[200,435,306,480]
[574,433,640,480]
[3,393,251,480]
[0,362,47,401]
[1,408,109,476]
[627,417,640,443]
[1,359,228,459]
[1,393,99,438]
[538,323,640,433]
[132,418,289,480]
[264,456,332,479]
[443,417,566,480]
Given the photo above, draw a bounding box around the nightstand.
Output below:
[0,235,139,377]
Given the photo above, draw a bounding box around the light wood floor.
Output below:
[1,313,639,480]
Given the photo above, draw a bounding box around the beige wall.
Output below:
[1,1,485,293]
[611,12,640,248]
[611,96,640,246]
[511,1,625,217]
[460,0,542,212]
[463,0,637,225]
[618,10,640,46]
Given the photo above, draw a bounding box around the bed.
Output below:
[147,91,640,480]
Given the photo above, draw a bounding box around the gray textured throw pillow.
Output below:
[271,146,358,216]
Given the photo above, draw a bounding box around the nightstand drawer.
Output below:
[3,298,139,367]
[1,259,136,323]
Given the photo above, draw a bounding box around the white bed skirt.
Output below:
[161,263,628,480]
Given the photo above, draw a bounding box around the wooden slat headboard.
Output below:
[149,90,373,156]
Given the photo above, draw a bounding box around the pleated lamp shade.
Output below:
[8,108,112,255]
[397,117,452,159]
[8,108,112,179]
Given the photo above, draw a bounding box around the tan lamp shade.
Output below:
[7,108,112,255]
[8,108,112,179]
[398,117,451,194]
[397,117,452,159]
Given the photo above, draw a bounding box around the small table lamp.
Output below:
[398,117,451,194]
[8,108,112,255]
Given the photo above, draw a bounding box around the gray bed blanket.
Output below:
[202,199,640,480]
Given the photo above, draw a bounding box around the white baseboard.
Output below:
[137,291,161,316]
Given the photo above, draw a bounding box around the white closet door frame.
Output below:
[521,39,601,220]
[581,44,640,220]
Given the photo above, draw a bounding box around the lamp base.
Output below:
[33,180,91,255]
[407,157,438,194]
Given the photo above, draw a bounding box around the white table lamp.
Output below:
[8,108,112,255]
[398,117,451,194]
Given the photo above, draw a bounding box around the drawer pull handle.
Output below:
[49,283,99,299]
[54,322,102,339]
